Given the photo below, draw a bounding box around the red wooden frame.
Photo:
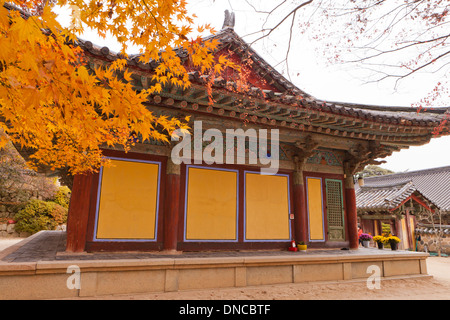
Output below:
[302,171,349,248]
[67,147,351,252]
[177,161,296,251]
[389,193,434,213]
[84,149,168,252]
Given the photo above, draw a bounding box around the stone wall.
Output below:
[1,191,25,238]
[0,189,45,219]
[0,189,64,238]
[0,200,21,220]
[416,225,450,255]
[0,222,29,238]
[0,222,66,238]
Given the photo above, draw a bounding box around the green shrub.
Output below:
[53,186,71,208]
[14,199,68,234]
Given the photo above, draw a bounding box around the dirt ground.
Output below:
[0,238,23,252]
[87,256,450,300]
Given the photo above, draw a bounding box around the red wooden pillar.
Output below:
[345,187,358,249]
[163,158,181,252]
[293,170,308,244]
[66,173,93,253]
[344,167,358,250]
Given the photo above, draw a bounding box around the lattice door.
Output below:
[325,179,345,241]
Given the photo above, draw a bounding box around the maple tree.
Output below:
[240,0,449,109]
[0,0,230,177]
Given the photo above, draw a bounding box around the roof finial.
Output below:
[222,10,235,30]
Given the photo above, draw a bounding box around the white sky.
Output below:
[56,0,450,173]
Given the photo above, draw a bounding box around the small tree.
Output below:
[0,0,231,176]
[357,165,395,178]
[419,201,447,257]
[0,131,58,203]
[53,186,71,208]
[14,198,68,234]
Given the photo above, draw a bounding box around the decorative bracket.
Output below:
[345,141,388,174]
[292,135,319,171]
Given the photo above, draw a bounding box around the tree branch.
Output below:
[248,0,313,47]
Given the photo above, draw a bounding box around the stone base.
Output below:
[0,249,430,299]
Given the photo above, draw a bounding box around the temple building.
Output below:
[356,166,450,251]
[64,14,450,253]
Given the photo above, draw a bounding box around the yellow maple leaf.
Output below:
[0,0,215,175]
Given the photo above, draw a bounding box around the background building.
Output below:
[356,166,450,253]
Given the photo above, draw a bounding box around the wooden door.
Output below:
[325,179,345,241]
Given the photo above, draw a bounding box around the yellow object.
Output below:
[383,235,401,243]
[245,173,290,240]
[96,159,160,239]
[373,235,385,243]
[306,177,325,241]
[185,167,238,240]
[297,244,307,251]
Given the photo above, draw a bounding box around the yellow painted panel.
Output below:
[186,167,237,240]
[245,173,290,240]
[307,177,324,241]
[96,160,159,239]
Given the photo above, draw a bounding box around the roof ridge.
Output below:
[359,180,415,189]
[325,100,449,114]
[384,182,417,203]
[365,165,450,181]
[205,27,313,98]
[356,180,418,210]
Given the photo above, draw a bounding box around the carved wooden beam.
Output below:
[366,159,387,166]
[291,135,320,169]
[344,140,390,174]
[348,143,370,160]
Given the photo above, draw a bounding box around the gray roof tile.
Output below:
[357,166,450,211]
[356,181,417,211]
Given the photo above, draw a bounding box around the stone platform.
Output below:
[0,231,430,299]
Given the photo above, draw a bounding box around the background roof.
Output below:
[357,166,450,212]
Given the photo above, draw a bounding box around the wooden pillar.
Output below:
[66,173,93,253]
[293,157,308,243]
[389,220,396,235]
[395,218,402,247]
[291,138,319,244]
[376,220,383,236]
[163,157,181,252]
[344,163,358,250]
[404,208,411,249]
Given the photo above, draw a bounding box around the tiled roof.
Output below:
[77,27,450,128]
[4,2,449,130]
[356,181,418,211]
[416,226,450,235]
[357,166,450,212]
[4,3,449,161]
